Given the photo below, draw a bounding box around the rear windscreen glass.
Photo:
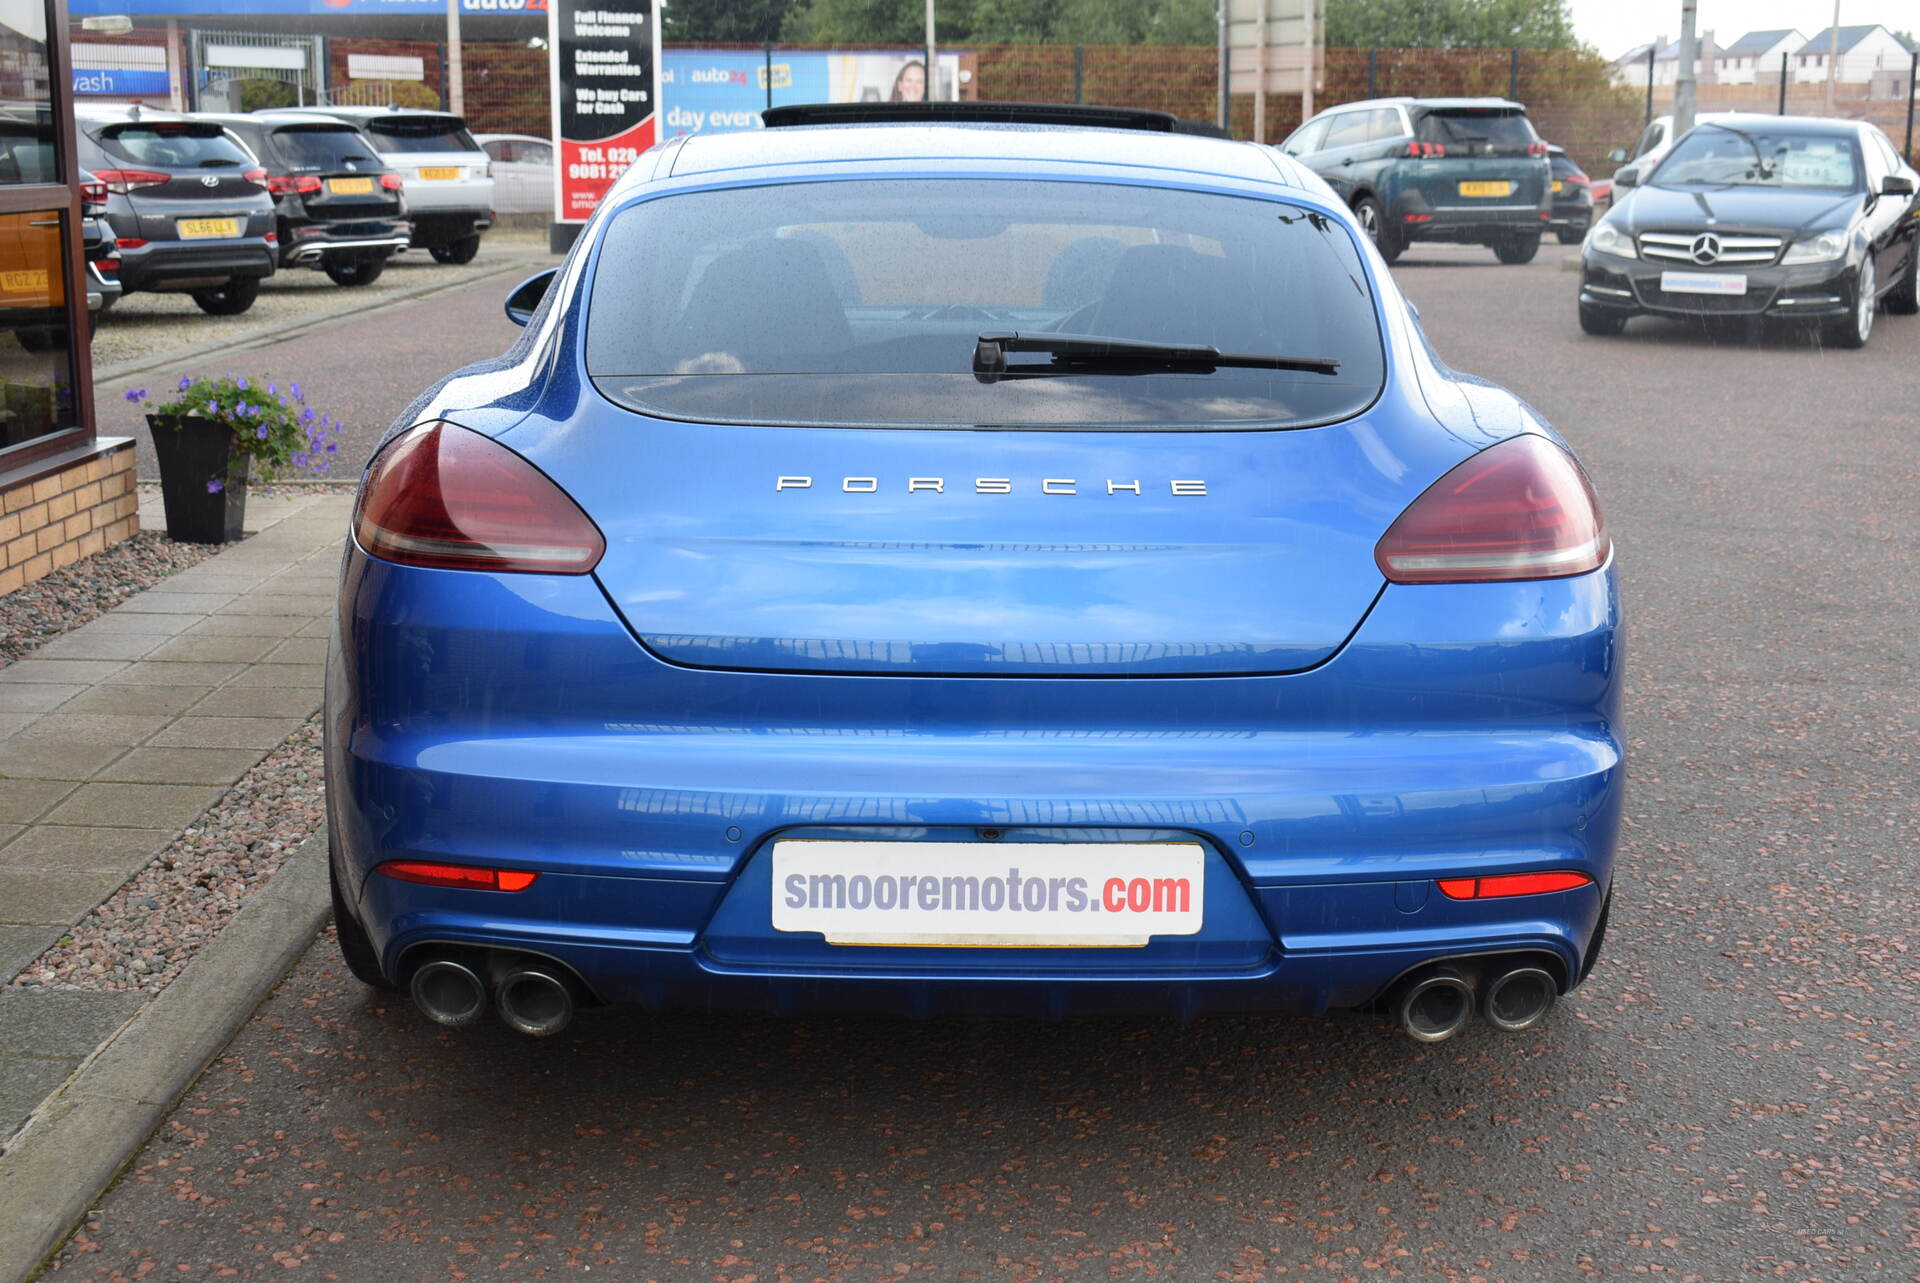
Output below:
[96,124,251,168]
[1416,111,1538,147]
[270,125,383,171]
[363,118,480,153]
[586,178,1385,430]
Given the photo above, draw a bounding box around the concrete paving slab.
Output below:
[0,826,169,875]
[219,593,336,617]
[101,660,246,687]
[181,613,306,638]
[0,713,37,738]
[26,633,165,663]
[0,660,129,685]
[143,634,277,664]
[8,713,167,745]
[147,716,305,749]
[0,1056,77,1140]
[0,685,86,715]
[57,684,213,717]
[262,637,328,664]
[0,924,56,979]
[0,824,17,848]
[0,868,129,924]
[190,687,321,718]
[296,617,331,637]
[144,570,272,594]
[0,736,129,780]
[42,782,224,829]
[0,779,76,825]
[84,611,202,635]
[93,747,261,787]
[0,991,148,1059]
[223,663,325,689]
[112,592,231,615]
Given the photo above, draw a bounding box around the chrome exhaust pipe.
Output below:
[1395,969,1475,1044]
[1480,965,1558,1033]
[410,956,487,1028]
[495,966,575,1038]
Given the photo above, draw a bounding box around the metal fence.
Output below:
[68,30,1919,183]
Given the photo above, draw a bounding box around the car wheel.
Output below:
[330,854,397,991]
[1825,259,1875,349]
[1493,233,1541,265]
[324,257,386,287]
[1885,245,1919,316]
[190,277,261,316]
[14,326,57,353]
[1578,303,1627,335]
[1351,195,1401,263]
[430,235,481,265]
[1556,228,1583,246]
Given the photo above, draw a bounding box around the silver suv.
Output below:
[270,106,493,263]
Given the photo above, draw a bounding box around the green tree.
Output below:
[784,0,1216,45]
[1325,0,1583,50]
[664,0,794,42]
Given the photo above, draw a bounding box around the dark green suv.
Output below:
[1279,97,1552,264]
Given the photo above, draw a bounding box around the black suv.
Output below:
[1279,97,1553,264]
[73,106,275,315]
[198,112,411,287]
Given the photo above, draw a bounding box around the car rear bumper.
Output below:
[327,544,1625,1018]
[281,227,413,265]
[408,209,493,248]
[1391,189,1550,242]
[117,241,276,292]
[1580,248,1856,318]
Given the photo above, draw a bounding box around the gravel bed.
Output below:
[0,532,218,668]
[12,718,324,994]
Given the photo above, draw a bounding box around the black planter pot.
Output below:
[147,415,250,544]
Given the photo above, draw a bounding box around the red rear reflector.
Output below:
[115,237,148,251]
[380,172,405,191]
[376,860,539,892]
[1437,871,1592,900]
[355,421,605,574]
[1403,213,1433,223]
[1375,436,1608,584]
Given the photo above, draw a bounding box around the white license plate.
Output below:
[772,840,1204,947]
[1661,270,1747,296]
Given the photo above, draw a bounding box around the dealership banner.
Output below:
[549,0,658,225]
[660,50,962,138]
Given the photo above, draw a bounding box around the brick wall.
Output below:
[0,443,138,595]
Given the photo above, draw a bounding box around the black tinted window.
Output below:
[1416,110,1537,146]
[586,179,1385,430]
[270,126,382,171]
[96,124,250,168]
[363,118,480,152]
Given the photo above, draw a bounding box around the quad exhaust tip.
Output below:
[494,966,575,1038]
[1480,964,1558,1033]
[410,957,487,1028]
[1395,969,1475,1043]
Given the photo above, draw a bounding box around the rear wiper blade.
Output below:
[973,332,1340,382]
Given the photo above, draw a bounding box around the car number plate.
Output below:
[329,177,375,195]
[0,269,48,293]
[176,218,239,239]
[1551,179,1564,193]
[418,167,459,181]
[1458,180,1514,197]
[1661,270,1748,296]
[771,840,1204,947]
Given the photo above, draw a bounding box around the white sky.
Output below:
[1568,1,1914,61]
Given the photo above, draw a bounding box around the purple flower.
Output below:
[123,388,148,403]
[255,424,269,440]
[290,382,302,400]
[236,376,248,390]
[206,479,223,494]
[234,401,248,417]
[278,396,289,408]
[267,382,277,396]
[302,407,315,423]
[325,441,338,453]
[291,452,307,467]
[177,377,192,392]
[320,414,331,430]
[206,401,219,416]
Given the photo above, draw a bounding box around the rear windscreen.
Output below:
[362,118,480,153]
[586,178,1386,430]
[270,125,383,171]
[1416,110,1538,147]
[96,124,251,168]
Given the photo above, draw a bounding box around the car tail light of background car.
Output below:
[1375,435,1608,584]
[1404,142,1446,158]
[80,180,108,211]
[354,422,606,574]
[381,173,405,191]
[93,169,168,195]
[243,167,268,185]
[1527,141,1550,157]
[267,175,324,196]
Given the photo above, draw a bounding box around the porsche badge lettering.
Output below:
[774,476,1207,496]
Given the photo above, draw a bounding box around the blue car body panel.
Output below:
[327,122,1623,1020]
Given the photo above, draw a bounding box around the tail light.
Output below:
[267,174,324,196]
[93,258,119,274]
[93,168,168,195]
[355,421,605,574]
[264,232,277,244]
[380,172,404,191]
[1527,141,1550,157]
[115,237,148,251]
[80,180,108,211]
[1404,141,1446,158]
[1437,871,1592,899]
[376,860,538,892]
[242,167,267,185]
[1375,435,1608,584]
[1562,174,1588,188]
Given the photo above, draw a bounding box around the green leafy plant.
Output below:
[127,376,346,493]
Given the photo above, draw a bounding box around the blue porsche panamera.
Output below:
[325,102,1621,1044]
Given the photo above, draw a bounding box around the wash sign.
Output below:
[72,43,170,97]
[660,50,829,136]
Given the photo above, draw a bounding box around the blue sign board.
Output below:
[73,67,173,96]
[69,0,548,14]
[660,51,828,137]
